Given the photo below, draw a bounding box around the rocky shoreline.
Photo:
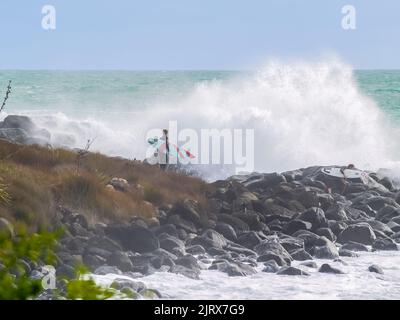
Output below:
[36,162,400,298]
[1,115,400,299]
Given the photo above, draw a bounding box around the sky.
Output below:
[0,0,399,70]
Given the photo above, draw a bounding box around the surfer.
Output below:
[340,164,356,194]
[158,129,170,171]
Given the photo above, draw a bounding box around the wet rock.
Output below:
[254,240,292,264]
[298,207,328,230]
[215,222,237,241]
[283,219,312,235]
[291,249,313,261]
[168,215,198,234]
[83,254,107,270]
[341,241,370,252]
[261,260,280,273]
[372,239,398,251]
[339,249,359,257]
[316,228,336,242]
[328,221,348,237]
[209,260,256,277]
[368,264,384,274]
[190,229,227,250]
[217,214,250,233]
[311,236,339,259]
[186,245,206,255]
[257,253,288,266]
[325,204,348,221]
[277,266,310,276]
[175,255,201,270]
[105,224,159,253]
[236,231,262,249]
[338,223,376,245]
[170,199,202,226]
[292,230,321,251]
[319,263,344,274]
[106,251,133,272]
[387,221,400,233]
[159,233,185,253]
[300,261,318,268]
[376,205,400,223]
[279,237,305,253]
[154,224,178,238]
[244,172,286,191]
[94,265,123,275]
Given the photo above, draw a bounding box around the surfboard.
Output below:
[147,137,196,160]
[321,167,369,184]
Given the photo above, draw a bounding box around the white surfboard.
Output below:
[321,167,369,184]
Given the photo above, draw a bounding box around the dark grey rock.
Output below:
[300,261,318,268]
[338,223,376,245]
[283,219,312,235]
[186,245,206,255]
[105,224,159,253]
[341,241,370,252]
[277,266,310,276]
[368,264,384,274]
[319,263,344,274]
[215,222,237,241]
[298,207,328,230]
[372,239,398,251]
[106,251,133,272]
[339,249,359,257]
[236,231,262,249]
[291,249,313,261]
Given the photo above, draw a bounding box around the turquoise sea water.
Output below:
[1,70,400,120]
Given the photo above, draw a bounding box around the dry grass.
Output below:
[0,139,212,229]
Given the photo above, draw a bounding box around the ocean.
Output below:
[1,60,400,179]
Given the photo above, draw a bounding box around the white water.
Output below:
[94,251,400,300]
[5,59,400,180]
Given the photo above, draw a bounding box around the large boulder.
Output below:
[169,199,202,226]
[107,251,134,272]
[168,215,198,234]
[159,233,185,253]
[283,219,312,235]
[105,224,159,253]
[217,214,250,233]
[298,207,328,230]
[376,205,400,223]
[254,240,292,264]
[338,223,376,245]
[341,241,370,252]
[311,236,339,259]
[277,266,310,276]
[190,229,227,250]
[214,222,237,242]
[319,263,344,274]
[236,231,262,249]
[243,173,286,191]
[209,260,256,277]
[372,239,398,251]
